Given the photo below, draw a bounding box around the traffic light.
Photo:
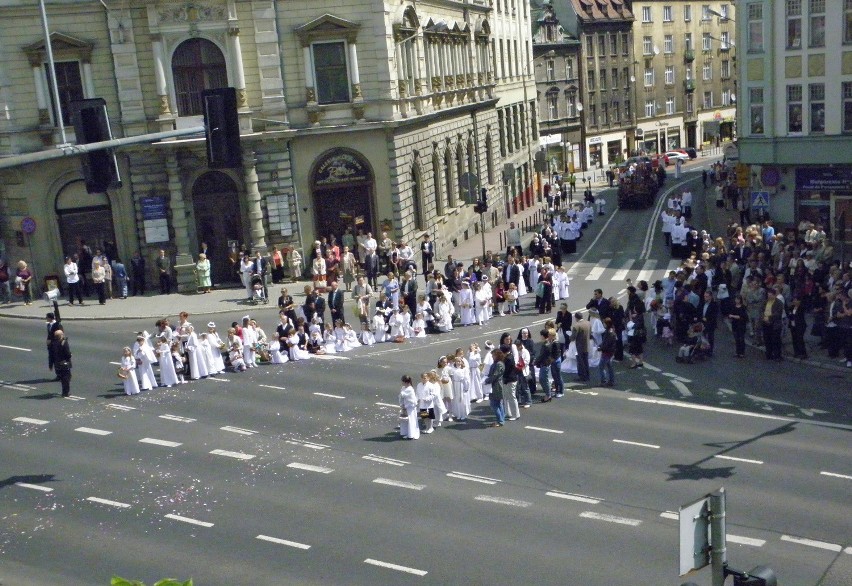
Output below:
[474,188,488,214]
[70,98,122,194]
[202,87,241,169]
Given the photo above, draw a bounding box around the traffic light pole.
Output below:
[479,211,486,259]
[709,488,727,586]
[0,126,205,171]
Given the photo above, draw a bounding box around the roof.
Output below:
[569,0,635,23]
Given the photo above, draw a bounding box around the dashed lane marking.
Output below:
[646,381,660,390]
[259,384,286,390]
[15,482,52,492]
[107,404,135,411]
[628,397,793,423]
[287,462,333,474]
[579,511,642,526]
[373,478,425,491]
[64,395,84,401]
[160,414,196,423]
[285,439,328,450]
[475,495,532,508]
[727,535,766,547]
[613,439,660,449]
[660,511,679,520]
[13,417,49,425]
[375,402,399,409]
[546,491,601,505]
[313,392,345,399]
[86,497,131,509]
[75,427,112,436]
[311,354,349,360]
[780,535,842,552]
[206,377,230,382]
[363,455,408,466]
[256,535,311,550]
[220,425,257,436]
[820,471,852,481]
[108,361,121,366]
[642,363,662,372]
[525,425,564,434]
[164,514,214,528]
[446,471,500,485]
[714,455,763,465]
[0,344,32,352]
[210,449,255,460]
[364,558,427,577]
[671,380,692,397]
[139,438,182,448]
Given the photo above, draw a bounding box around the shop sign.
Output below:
[588,136,602,144]
[795,167,852,192]
[314,150,371,186]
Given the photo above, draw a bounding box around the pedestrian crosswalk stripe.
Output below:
[636,259,657,283]
[611,259,635,281]
[666,259,681,273]
[585,258,611,280]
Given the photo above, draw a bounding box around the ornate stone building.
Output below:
[0,0,536,290]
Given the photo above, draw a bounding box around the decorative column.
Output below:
[31,65,50,125]
[303,46,315,103]
[81,60,96,98]
[227,24,248,109]
[348,42,362,100]
[151,34,171,116]
[242,150,268,252]
[166,153,195,292]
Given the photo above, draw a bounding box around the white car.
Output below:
[664,151,689,164]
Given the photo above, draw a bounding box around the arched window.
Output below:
[444,147,456,208]
[411,165,424,232]
[432,149,444,216]
[455,143,465,203]
[485,129,494,184]
[172,38,228,116]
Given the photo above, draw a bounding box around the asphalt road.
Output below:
[1,163,850,586]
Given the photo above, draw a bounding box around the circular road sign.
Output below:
[21,217,37,235]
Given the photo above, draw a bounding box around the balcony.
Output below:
[684,79,696,92]
[684,50,695,62]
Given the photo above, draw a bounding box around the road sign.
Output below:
[679,495,711,576]
[736,164,750,188]
[751,191,770,210]
[21,217,36,235]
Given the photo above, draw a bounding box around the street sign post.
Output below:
[679,495,711,576]
[21,217,37,235]
[751,191,770,210]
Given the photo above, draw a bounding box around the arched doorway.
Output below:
[311,149,374,242]
[56,179,117,259]
[192,171,243,283]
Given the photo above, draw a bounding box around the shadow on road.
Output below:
[0,474,58,490]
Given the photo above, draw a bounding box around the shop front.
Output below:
[795,166,852,243]
[637,117,684,155]
[585,130,625,169]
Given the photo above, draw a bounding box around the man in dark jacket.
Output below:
[586,289,611,320]
[328,280,345,324]
[130,251,146,296]
[45,305,62,376]
[364,251,380,288]
[48,330,72,397]
[698,290,719,354]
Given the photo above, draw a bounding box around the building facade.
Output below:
[0,0,536,292]
[736,0,852,241]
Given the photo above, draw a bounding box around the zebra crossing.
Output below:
[569,258,680,283]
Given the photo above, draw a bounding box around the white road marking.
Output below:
[447,471,500,485]
[613,439,660,449]
[75,427,112,436]
[646,380,660,390]
[86,496,130,509]
[585,258,611,281]
[13,417,49,425]
[164,513,214,528]
[820,471,852,481]
[628,397,794,422]
[207,377,230,382]
[666,259,682,273]
[546,491,600,505]
[567,388,599,396]
[0,344,32,352]
[660,511,679,520]
[671,380,692,397]
[611,258,635,281]
[285,439,329,450]
[642,363,662,372]
[373,478,425,491]
[375,402,399,409]
[107,404,135,411]
[160,414,196,423]
[0,381,34,391]
[14,482,52,492]
[475,495,532,508]
[714,455,763,465]
[580,511,642,526]
[363,455,408,466]
[745,394,793,406]
[220,425,257,436]
[287,462,333,474]
[256,535,311,550]
[364,558,427,577]
[139,438,182,448]
[727,535,766,547]
[313,392,345,399]
[210,449,255,460]
[780,535,842,552]
[64,395,84,401]
[718,388,737,395]
[108,361,121,365]
[525,425,564,434]
[845,547,852,555]
[636,259,658,283]
[259,384,286,390]
[311,354,349,360]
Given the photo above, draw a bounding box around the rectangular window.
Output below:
[600,69,607,90]
[548,93,558,120]
[546,60,555,81]
[684,5,692,21]
[644,67,654,87]
[45,61,84,126]
[625,99,631,120]
[612,68,619,88]
[644,99,655,118]
[587,70,596,91]
[721,59,731,79]
[611,34,618,56]
[686,93,694,115]
[566,92,577,117]
[643,36,653,55]
[843,82,852,132]
[589,104,597,126]
[602,103,609,126]
[623,67,630,88]
[787,84,803,133]
[720,32,731,50]
[750,88,764,134]
[642,6,652,23]
[703,33,712,51]
[702,63,712,80]
[666,96,675,115]
[613,101,620,122]
[665,65,675,85]
[722,89,731,106]
[720,4,730,20]
[685,33,693,51]
[664,35,674,53]
[810,83,825,133]
[810,0,825,48]
[703,91,713,109]
[598,34,607,57]
[787,1,802,49]
[846,0,852,44]
[565,59,574,79]
[586,35,594,58]
[702,5,711,20]
[663,6,673,22]
[748,3,764,51]
[622,32,630,55]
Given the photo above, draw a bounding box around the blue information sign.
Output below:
[140,196,168,221]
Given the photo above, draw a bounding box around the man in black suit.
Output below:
[328,280,344,324]
[45,303,63,377]
[698,290,719,354]
[400,270,418,317]
[503,257,521,289]
[364,251,380,288]
[420,234,434,277]
[130,251,146,296]
[586,289,611,320]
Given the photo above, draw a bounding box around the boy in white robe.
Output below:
[157,336,178,387]
[458,281,476,326]
[398,375,420,440]
[448,358,471,421]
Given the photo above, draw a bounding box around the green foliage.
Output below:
[111,577,193,586]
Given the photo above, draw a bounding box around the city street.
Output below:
[1,165,850,585]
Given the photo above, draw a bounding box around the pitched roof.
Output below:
[569,0,634,23]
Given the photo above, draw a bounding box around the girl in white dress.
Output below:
[527,257,540,295]
[333,320,347,352]
[458,281,476,326]
[428,369,447,426]
[448,358,472,421]
[206,323,226,374]
[399,306,414,338]
[322,323,338,354]
[185,326,209,379]
[371,308,389,343]
[474,283,491,326]
[359,322,376,346]
[480,341,494,400]
[198,333,216,376]
[467,343,485,402]
[120,347,140,396]
[157,335,178,388]
[398,375,420,440]
[241,318,257,368]
[433,294,454,332]
[269,338,289,364]
[411,313,427,338]
[437,357,453,424]
[416,295,433,332]
[133,333,158,390]
[416,373,435,434]
[288,327,311,361]
[341,324,360,350]
[388,309,407,339]
[240,256,255,299]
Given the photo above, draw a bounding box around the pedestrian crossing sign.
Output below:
[751,191,770,210]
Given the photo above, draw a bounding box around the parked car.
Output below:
[674,147,698,159]
[665,151,690,164]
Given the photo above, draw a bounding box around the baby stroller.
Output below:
[675,322,711,363]
[249,274,268,304]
